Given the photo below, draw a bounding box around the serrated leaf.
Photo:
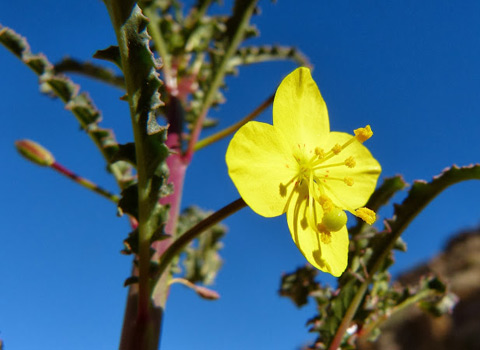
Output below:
[118,184,139,219]
[226,45,310,72]
[110,142,137,166]
[369,165,480,272]
[54,57,125,89]
[93,45,123,68]
[107,3,165,135]
[0,25,133,185]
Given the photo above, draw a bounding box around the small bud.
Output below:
[195,286,220,300]
[15,139,55,166]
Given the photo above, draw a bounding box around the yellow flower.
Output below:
[225,67,381,276]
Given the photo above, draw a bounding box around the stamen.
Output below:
[355,207,376,225]
[318,194,334,212]
[354,125,373,143]
[315,147,325,159]
[331,144,342,155]
[313,161,353,171]
[344,177,354,186]
[345,156,356,168]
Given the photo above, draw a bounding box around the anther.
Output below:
[354,125,373,143]
[318,195,334,212]
[345,156,356,168]
[344,177,354,186]
[355,207,376,225]
[316,224,332,244]
[332,144,342,155]
[315,147,325,159]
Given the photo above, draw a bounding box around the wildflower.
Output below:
[225,68,381,276]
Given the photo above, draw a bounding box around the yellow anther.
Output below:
[318,194,334,212]
[344,177,354,186]
[316,224,333,244]
[315,147,325,159]
[332,144,342,155]
[355,207,376,225]
[354,125,373,143]
[345,156,356,168]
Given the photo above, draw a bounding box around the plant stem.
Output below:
[194,92,275,151]
[185,0,259,160]
[153,198,246,293]
[51,162,119,203]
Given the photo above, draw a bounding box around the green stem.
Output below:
[194,92,274,151]
[185,0,259,159]
[152,198,246,296]
[51,162,119,203]
[195,0,213,22]
[104,0,161,327]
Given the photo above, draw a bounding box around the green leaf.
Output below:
[110,142,137,166]
[226,45,310,73]
[118,184,139,219]
[279,265,320,307]
[54,57,125,89]
[93,45,123,69]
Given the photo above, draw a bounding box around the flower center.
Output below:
[290,126,376,237]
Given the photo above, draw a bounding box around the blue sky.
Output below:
[1,1,480,349]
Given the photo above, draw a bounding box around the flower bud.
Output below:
[15,139,55,166]
[194,286,220,300]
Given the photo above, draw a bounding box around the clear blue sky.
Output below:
[1,1,480,349]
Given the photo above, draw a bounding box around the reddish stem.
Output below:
[119,95,189,350]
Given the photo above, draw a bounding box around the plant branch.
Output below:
[51,162,119,203]
[185,0,259,159]
[153,198,246,294]
[194,92,274,151]
[328,165,480,349]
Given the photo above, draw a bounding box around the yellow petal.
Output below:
[320,132,381,211]
[286,183,349,276]
[273,67,330,151]
[226,121,296,217]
